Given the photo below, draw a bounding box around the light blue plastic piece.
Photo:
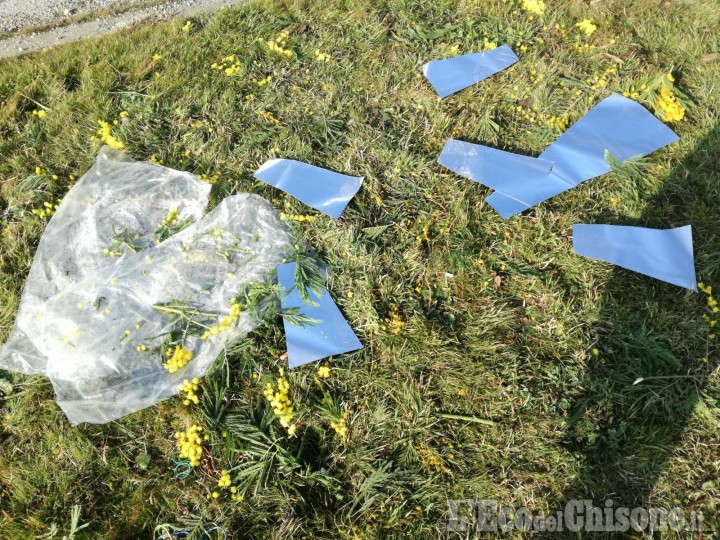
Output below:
[254,159,363,219]
[486,94,679,218]
[437,139,553,194]
[422,44,519,98]
[573,224,697,290]
[277,262,362,368]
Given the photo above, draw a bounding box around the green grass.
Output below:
[1,0,720,537]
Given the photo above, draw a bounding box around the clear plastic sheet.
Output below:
[254,159,363,218]
[277,262,362,368]
[573,224,696,290]
[422,44,519,98]
[0,148,293,425]
[485,94,679,218]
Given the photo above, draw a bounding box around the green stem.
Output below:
[152,304,219,319]
[439,413,495,426]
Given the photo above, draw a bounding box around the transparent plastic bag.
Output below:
[0,147,293,425]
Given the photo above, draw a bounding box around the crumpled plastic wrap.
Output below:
[0,147,293,425]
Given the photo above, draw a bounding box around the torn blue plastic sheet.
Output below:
[485,94,679,218]
[573,224,697,290]
[438,139,553,194]
[277,262,362,368]
[254,159,363,219]
[422,44,519,98]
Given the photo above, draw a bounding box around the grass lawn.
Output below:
[1,0,719,537]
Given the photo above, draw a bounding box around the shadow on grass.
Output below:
[560,123,720,536]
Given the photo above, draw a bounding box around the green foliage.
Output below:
[36,505,90,540]
[291,251,325,307]
[604,150,652,183]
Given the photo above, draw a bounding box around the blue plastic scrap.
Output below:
[254,159,363,219]
[422,44,519,98]
[277,262,362,368]
[484,94,679,218]
[573,224,697,290]
[438,139,553,195]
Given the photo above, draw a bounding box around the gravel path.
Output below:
[0,0,248,59]
[0,0,141,34]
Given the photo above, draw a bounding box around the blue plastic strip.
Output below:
[437,138,553,195]
[573,224,697,290]
[422,44,519,98]
[277,262,362,368]
[484,190,531,219]
[254,159,363,219]
[486,94,679,218]
[485,169,569,219]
